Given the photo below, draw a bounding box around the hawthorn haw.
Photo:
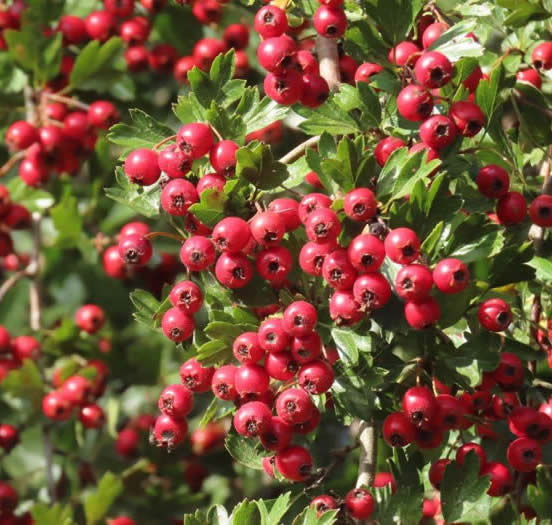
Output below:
[275,445,313,482]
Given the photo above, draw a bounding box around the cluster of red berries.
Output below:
[0,326,41,381]
[310,485,374,520]
[0,0,24,50]
[5,99,119,187]
[115,412,156,458]
[516,41,552,89]
[0,480,32,525]
[0,184,31,272]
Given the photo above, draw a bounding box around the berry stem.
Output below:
[0,270,27,302]
[356,419,377,489]
[153,134,177,150]
[279,135,320,164]
[44,92,90,111]
[315,35,341,92]
[143,231,185,242]
[29,212,42,331]
[0,150,27,177]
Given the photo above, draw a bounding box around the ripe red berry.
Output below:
[124,148,160,186]
[283,301,317,337]
[530,194,552,226]
[321,249,357,290]
[305,208,341,243]
[179,358,214,392]
[476,165,510,198]
[384,227,420,264]
[75,304,105,334]
[158,384,194,419]
[299,241,335,276]
[329,290,362,325]
[456,442,487,471]
[268,198,301,231]
[374,136,406,166]
[223,23,249,49]
[532,41,552,69]
[298,192,332,223]
[397,85,434,122]
[161,308,194,343]
[414,51,453,88]
[58,15,87,45]
[212,217,251,252]
[433,258,470,294]
[353,272,391,310]
[79,404,106,429]
[276,387,314,424]
[61,375,93,405]
[435,394,465,429]
[494,352,524,391]
[233,401,272,437]
[153,414,188,450]
[5,121,38,151]
[256,245,293,283]
[258,318,290,353]
[257,35,296,73]
[298,360,334,394]
[234,364,270,399]
[422,22,449,48]
[355,62,383,84]
[0,482,18,516]
[429,458,450,489]
[481,462,513,497]
[478,298,512,331]
[11,335,40,361]
[0,424,19,452]
[347,234,384,273]
[264,70,303,105]
[215,252,254,288]
[169,281,203,315]
[84,10,115,41]
[211,365,238,401]
[507,437,541,472]
[275,445,313,481]
[250,212,286,247]
[496,191,527,225]
[118,234,152,266]
[343,188,377,222]
[161,179,198,216]
[104,0,134,17]
[388,41,420,66]
[313,6,346,38]
[395,264,433,301]
[310,495,338,517]
[176,123,214,159]
[254,5,288,38]
[449,101,486,137]
[209,140,239,178]
[87,101,119,129]
[300,73,330,108]
[180,235,215,271]
[265,351,298,381]
[291,333,322,364]
[404,297,441,329]
[516,68,542,89]
[233,332,264,364]
[402,385,438,427]
[345,488,374,519]
[419,115,456,150]
[42,390,73,421]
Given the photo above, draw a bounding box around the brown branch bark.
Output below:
[315,36,341,92]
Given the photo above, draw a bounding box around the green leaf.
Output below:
[527,467,552,519]
[528,256,552,281]
[195,340,230,366]
[331,327,374,365]
[292,506,337,525]
[235,142,288,190]
[188,51,236,108]
[173,93,209,124]
[31,503,73,525]
[428,20,484,60]
[475,65,505,121]
[361,0,423,45]
[357,82,382,127]
[204,321,255,343]
[107,108,174,154]
[6,177,54,211]
[440,453,492,523]
[51,189,82,248]
[206,101,246,143]
[504,4,548,26]
[84,472,123,525]
[183,510,208,525]
[224,434,267,470]
[1,359,44,407]
[130,289,161,329]
[105,167,161,218]
[69,37,124,89]
[236,88,289,136]
[188,188,228,228]
[231,500,260,525]
[294,98,360,136]
[256,493,293,525]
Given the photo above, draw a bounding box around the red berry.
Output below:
[456,442,487,471]
[104,0,134,17]
[11,335,40,361]
[209,140,239,177]
[79,404,105,429]
[233,401,272,437]
[384,227,420,264]
[329,290,362,325]
[264,70,303,105]
[300,73,329,108]
[422,22,449,48]
[169,281,203,315]
[322,249,357,290]
[223,23,249,49]
[161,308,194,343]
[414,51,452,88]
[347,234,384,273]
[84,10,115,42]
[215,252,254,288]
[343,188,377,222]
[436,394,465,429]
[211,365,238,401]
[75,304,105,334]
[0,424,19,452]
[404,297,441,329]
[180,235,216,271]
[419,115,456,150]
[0,482,18,516]
[262,456,275,477]
[177,123,214,160]
[268,198,301,231]
[374,136,406,166]
[124,148,161,186]
[532,42,552,69]
[353,272,391,310]
[197,173,226,194]
[148,44,177,73]
[395,264,433,301]
[257,35,296,73]
[275,445,313,481]
[477,165,510,198]
[57,15,87,45]
[118,234,152,265]
[234,364,270,399]
[345,488,374,519]
[254,5,288,38]
[402,385,438,427]
[305,208,341,243]
[258,318,290,353]
[233,332,264,364]
[161,179,198,216]
[449,101,486,137]
[265,351,298,381]
[530,194,552,226]
[283,301,317,337]
[298,192,332,223]
[42,390,73,420]
[173,55,196,83]
[433,258,470,294]
[193,38,227,71]
[291,333,322,364]
[517,68,542,89]
[158,384,193,419]
[299,241,335,276]
[388,41,420,66]
[298,360,334,394]
[496,191,527,225]
[61,375,93,405]
[88,101,119,129]
[494,352,524,391]
[313,6,346,38]
[275,387,314,424]
[311,495,338,517]
[212,217,251,253]
[63,111,89,140]
[256,246,293,284]
[482,462,513,496]
[507,437,541,472]
[153,414,188,450]
[478,298,512,331]
[115,427,140,457]
[429,458,450,489]
[125,45,149,72]
[179,358,214,392]
[355,62,383,84]
[250,211,286,247]
[397,84,434,121]
[5,121,38,151]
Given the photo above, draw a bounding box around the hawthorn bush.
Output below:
[3,0,552,523]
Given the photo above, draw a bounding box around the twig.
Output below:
[513,89,552,120]
[0,271,26,302]
[44,92,90,111]
[0,150,26,177]
[279,136,320,164]
[28,212,42,331]
[24,85,39,126]
[43,426,56,502]
[143,231,185,242]
[356,419,377,489]
[315,36,341,92]
[153,135,177,150]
